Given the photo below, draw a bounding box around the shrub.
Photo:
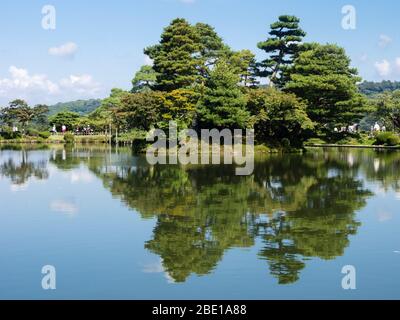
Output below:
[24,129,50,140]
[254,144,270,153]
[374,132,400,146]
[64,133,75,144]
[118,129,148,143]
[304,138,327,145]
[38,131,51,139]
[0,127,22,140]
[26,128,40,137]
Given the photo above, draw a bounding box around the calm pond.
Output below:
[0,145,399,299]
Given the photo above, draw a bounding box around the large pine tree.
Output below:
[144,18,201,91]
[284,43,366,128]
[195,22,230,80]
[257,15,306,87]
[197,60,250,129]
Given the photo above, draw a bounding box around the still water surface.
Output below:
[0,145,399,299]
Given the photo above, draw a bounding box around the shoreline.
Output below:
[3,140,400,151]
[305,144,400,150]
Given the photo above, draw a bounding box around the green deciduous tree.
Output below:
[257,15,306,87]
[160,88,199,130]
[374,90,400,132]
[49,111,81,131]
[247,88,314,147]
[120,91,164,131]
[97,88,131,131]
[0,100,49,129]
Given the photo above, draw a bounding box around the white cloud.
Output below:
[70,170,94,184]
[0,66,102,104]
[60,74,100,95]
[378,34,392,48]
[374,59,391,77]
[48,42,78,58]
[0,66,60,99]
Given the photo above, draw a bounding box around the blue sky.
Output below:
[0,0,400,105]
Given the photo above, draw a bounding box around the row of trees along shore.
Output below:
[2,16,400,148]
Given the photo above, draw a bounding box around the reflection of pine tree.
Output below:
[52,146,374,284]
[258,214,305,284]
[145,215,223,283]
[256,173,371,284]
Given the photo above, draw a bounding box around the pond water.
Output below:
[0,145,399,299]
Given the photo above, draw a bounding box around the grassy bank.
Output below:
[304,132,400,149]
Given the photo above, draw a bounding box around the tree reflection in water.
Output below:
[2,146,381,284]
[0,147,49,185]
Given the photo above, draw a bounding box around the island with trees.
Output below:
[1,15,400,150]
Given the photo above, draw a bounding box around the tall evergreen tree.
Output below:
[144,18,201,91]
[257,15,306,87]
[197,60,250,129]
[284,43,366,128]
[229,49,259,87]
[194,23,231,80]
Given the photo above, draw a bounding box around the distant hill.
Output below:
[358,81,400,96]
[48,99,102,116]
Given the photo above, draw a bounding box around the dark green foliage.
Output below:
[145,19,231,92]
[247,88,314,147]
[197,60,250,129]
[64,133,75,144]
[145,18,201,91]
[120,91,164,131]
[194,22,231,80]
[0,127,22,140]
[359,81,400,96]
[229,49,259,87]
[0,100,49,129]
[49,111,80,131]
[257,15,306,87]
[285,43,367,128]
